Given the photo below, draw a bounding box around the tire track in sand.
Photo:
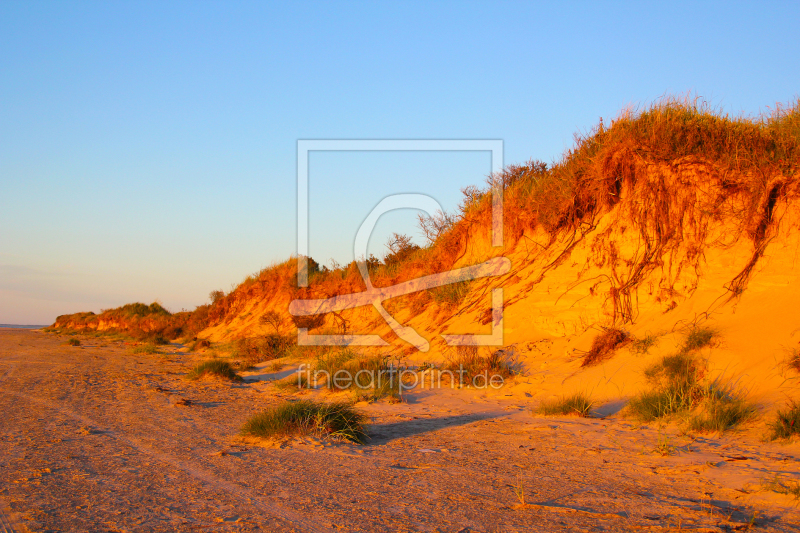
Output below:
[0,377,334,533]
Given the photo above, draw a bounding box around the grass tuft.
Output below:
[683,326,715,352]
[689,394,757,432]
[66,338,81,346]
[536,393,594,417]
[761,475,800,499]
[187,360,241,381]
[241,399,367,443]
[128,343,159,355]
[769,401,800,440]
[630,334,658,355]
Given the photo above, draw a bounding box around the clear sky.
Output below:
[1,1,798,324]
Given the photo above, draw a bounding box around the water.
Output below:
[0,324,47,329]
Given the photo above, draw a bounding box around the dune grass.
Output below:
[536,392,594,417]
[630,334,659,355]
[682,326,716,352]
[128,343,159,355]
[241,399,367,443]
[313,349,403,401]
[769,401,800,440]
[444,346,517,387]
[66,338,81,346]
[627,333,756,432]
[187,360,241,381]
[761,475,800,500]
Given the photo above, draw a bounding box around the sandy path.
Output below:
[1,329,799,532]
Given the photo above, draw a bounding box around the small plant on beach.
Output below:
[654,433,677,456]
[630,333,659,355]
[128,343,159,355]
[444,346,517,387]
[682,326,715,352]
[581,328,630,366]
[689,383,757,432]
[536,392,594,417]
[761,475,800,499]
[66,338,81,346]
[768,401,800,440]
[187,360,241,381]
[629,352,704,420]
[241,399,367,443]
[314,349,403,401]
[511,477,526,507]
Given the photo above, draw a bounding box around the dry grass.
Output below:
[241,400,367,443]
[769,401,800,440]
[187,360,241,381]
[536,393,594,417]
[582,328,630,366]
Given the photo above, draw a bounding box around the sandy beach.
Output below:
[1,328,798,532]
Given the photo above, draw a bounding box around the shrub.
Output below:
[66,338,81,346]
[536,393,594,417]
[187,360,240,381]
[241,400,367,443]
[259,310,284,333]
[769,401,800,440]
[581,328,630,366]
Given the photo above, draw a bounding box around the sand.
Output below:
[1,328,799,532]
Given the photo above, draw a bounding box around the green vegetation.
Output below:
[314,349,402,401]
[768,401,800,440]
[536,393,594,417]
[627,328,756,432]
[761,475,800,500]
[66,338,81,346]
[582,328,629,366]
[630,333,659,355]
[682,326,716,351]
[431,279,471,308]
[187,360,241,381]
[444,346,516,387]
[241,400,367,443]
[233,334,295,365]
[128,343,159,355]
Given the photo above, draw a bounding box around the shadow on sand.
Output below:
[367,410,505,444]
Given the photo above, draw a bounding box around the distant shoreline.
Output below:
[0,324,47,330]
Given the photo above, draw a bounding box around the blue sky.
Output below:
[1,1,798,324]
